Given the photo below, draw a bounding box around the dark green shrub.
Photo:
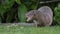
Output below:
[54,3,60,25]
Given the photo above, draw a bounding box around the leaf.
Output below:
[30,0,39,10]
[0,0,14,15]
[30,4,37,9]
[18,4,27,22]
[0,5,6,15]
[15,0,21,4]
[4,0,14,9]
[58,3,60,8]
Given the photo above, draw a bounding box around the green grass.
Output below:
[0,25,60,34]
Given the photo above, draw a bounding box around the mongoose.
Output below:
[25,6,53,27]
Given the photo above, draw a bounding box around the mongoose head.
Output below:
[25,10,37,22]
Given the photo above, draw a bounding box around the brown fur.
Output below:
[25,6,53,26]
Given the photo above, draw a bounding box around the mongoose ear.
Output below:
[33,10,37,16]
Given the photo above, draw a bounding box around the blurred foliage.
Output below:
[18,4,27,22]
[0,0,40,23]
[0,0,60,24]
[54,3,60,25]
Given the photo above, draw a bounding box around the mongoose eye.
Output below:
[29,13,33,15]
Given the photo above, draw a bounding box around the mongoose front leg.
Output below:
[33,20,38,27]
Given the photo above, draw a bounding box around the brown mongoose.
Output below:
[25,6,53,26]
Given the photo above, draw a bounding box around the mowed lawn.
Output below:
[0,24,60,34]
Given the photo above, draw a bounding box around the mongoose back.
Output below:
[25,6,53,26]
